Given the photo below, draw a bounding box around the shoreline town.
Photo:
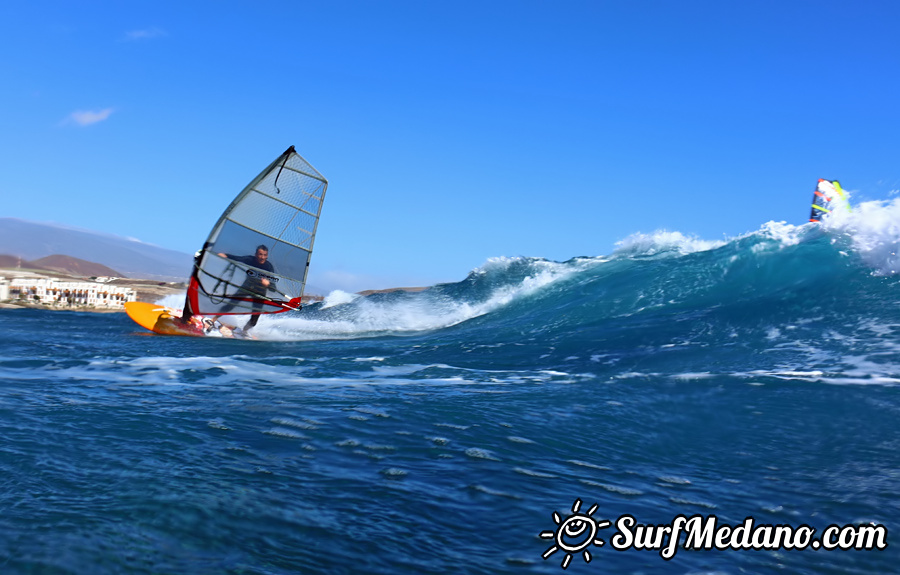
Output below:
[0,267,421,313]
[0,267,171,312]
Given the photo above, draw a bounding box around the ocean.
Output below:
[1,200,899,574]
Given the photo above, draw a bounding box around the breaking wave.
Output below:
[145,198,900,389]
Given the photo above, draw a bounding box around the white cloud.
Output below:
[124,27,166,41]
[65,108,114,127]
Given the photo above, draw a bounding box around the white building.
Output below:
[0,277,8,301]
[7,277,136,309]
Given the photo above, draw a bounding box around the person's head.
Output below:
[255,245,269,265]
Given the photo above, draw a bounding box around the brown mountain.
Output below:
[0,254,53,272]
[0,218,192,281]
[29,255,123,277]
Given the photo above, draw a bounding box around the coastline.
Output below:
[0,267,185,313]
[0,290,426,314]
[0,292,411,313]
[0,267,428,314]
[0,302,126,313]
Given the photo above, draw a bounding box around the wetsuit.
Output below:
[215,254,277,330]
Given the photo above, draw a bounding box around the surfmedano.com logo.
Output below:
[540,499,888,569]
[539,499,612,568]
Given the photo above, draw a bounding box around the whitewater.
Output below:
[1,198,899,574]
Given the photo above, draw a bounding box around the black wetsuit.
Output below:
[217,254,277,330]
[181,253,276,330]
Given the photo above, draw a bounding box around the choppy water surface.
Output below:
[2,203,900,574]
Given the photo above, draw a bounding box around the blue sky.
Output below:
[1,1,899,291]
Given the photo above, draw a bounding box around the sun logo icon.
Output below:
[540,499,611,569]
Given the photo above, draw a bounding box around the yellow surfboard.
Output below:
[125,302,242,338]
[125,302,205,337]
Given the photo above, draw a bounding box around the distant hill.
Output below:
[0,254,50,271]
[31,255,122,278]
[0,254,122,278]
[0,218,193,281]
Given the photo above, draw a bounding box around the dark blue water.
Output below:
[1,217,899,574]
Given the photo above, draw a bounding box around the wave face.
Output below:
[2,199,899,574]
[253,198,900,386]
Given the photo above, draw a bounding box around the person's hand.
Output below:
[261,278,270,287]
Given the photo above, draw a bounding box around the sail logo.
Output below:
[540,502,888,568]
[246,269,278,283]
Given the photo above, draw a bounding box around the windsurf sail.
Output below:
[809,179,850,222]
[186,146,328,317]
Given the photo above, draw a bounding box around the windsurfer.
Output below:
[179,245,276,333]
[127,146,326,339]
[211,245,277,333]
